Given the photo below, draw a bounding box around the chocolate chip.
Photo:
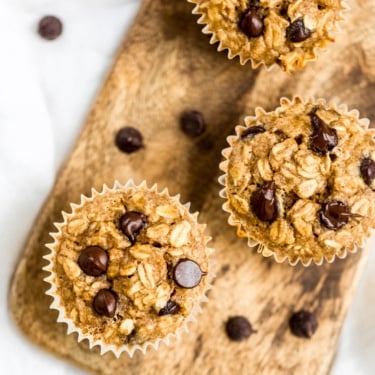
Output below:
[225,316,257,342]
[38,16,63,40]
[289,310,318,338]
[78,246,108,276]
[318,201,359,230]
[360,157,375,187]
[250,181,278,222]
[93,289,117,318]
[115,127,144,154]
[180,110,206,138]
[239,8,264,38]
[241,125,265,138]
[309,112,338,155]
[120,211,147,244]
[173,259,206,289]
[158,300,181,316]
[286,18,312,42]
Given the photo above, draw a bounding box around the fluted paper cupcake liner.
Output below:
[219,96,373,266]
[188,0,349,72]
[43,179,214,357]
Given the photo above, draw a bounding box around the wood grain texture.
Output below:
[9,0,375,374]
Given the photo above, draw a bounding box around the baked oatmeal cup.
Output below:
[219,97,375,265]
[43,180,213,357]
[189,0,347,72]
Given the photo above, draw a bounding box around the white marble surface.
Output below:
[0,1,374,374]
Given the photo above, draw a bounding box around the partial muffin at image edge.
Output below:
[43,180,213,357]
[219,96,375,265]
[189,0,347,72]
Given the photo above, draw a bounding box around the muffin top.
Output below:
[191,0,345,72]
[45,184,210,350]
[222,97,375,264]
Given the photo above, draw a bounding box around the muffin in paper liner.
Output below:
[219,96,375,266]
[43,180,214,357]
[189,0,348,73]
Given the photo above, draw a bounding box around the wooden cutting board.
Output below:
[9,0,375,374]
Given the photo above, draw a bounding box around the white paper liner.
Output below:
[43,179,214,357]
[218,96,373,266]
[188,0,349,72]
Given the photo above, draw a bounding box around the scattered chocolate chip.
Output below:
[78,246,109,276]
[250,181,278,222]
[241,125,265,138]
[120,211,147,244]
[173,259,206,289]
[158,300,181,316]
[286,18,312,43]
[93,289,117,318]
[318,201,360,230]
[115,127,144,154]
[38,16,63,40]
[239,8,264,38]
[225,316,257,342]
[360,157,375,187]
[180,110,206,138]
[289,310,318,338]
[309,112,338,155]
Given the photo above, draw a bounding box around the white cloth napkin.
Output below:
[0,1,373,374]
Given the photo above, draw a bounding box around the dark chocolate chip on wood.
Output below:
[250,181,278,222]
[173,259,206,289]
[239,8,264,38]
[309,112,338,155]
[360,157,375,187]
[289,310,318,338]
[241,125,265,138]
[286,18,312,42]
[225,316,257,341]
[38,16,63,40]
[180,110,206,138]
[115,127,144,153]
[93,289,117,318]
[120,211,147,244]
[318,201,360,230]
[78,246,108,276]
[158,300,181,316]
